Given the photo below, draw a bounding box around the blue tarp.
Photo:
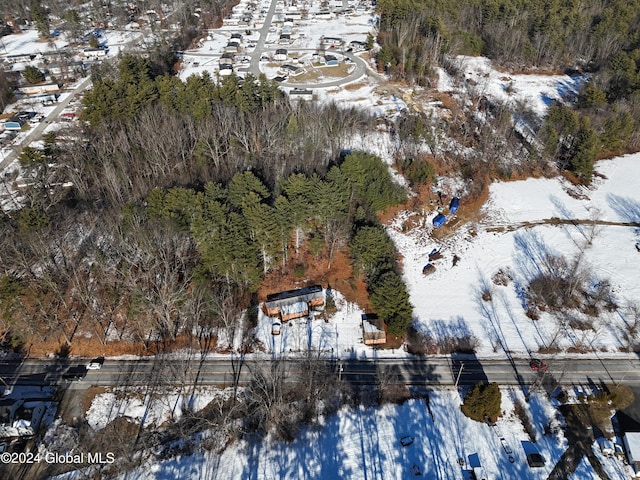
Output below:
[433,213,446,228]
[449,197,459,214]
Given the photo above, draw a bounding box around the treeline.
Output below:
[69,55,372,205]
[376,0,640,83]
[376,1,640,182]
[0,56,413,351]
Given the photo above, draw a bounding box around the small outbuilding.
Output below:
[433,213,446,228]
[449,197,459,214]
[526,453,545,468]
[624,432,640,475]
[324,54,339,66]
[362,314,386,345]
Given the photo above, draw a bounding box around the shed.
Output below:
[422,263,436,276]
[449,197,459,214]
[526,453,545,468]
[274,48,288,61]
[624,432,640,475]
[433,213,446,228]
[362,314,386,345]
[324,54,339,66]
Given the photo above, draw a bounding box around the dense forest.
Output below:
[0,54,413,354]
[375,0,640,182]
[2,0,640,355]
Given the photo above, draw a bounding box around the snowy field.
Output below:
[438,56,587,117]
[390,153,640,357]
[55,387,632,480]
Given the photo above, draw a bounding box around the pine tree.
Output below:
[368,271,413,337]
[461,382,502,423]
[227,171,269,210]
[349,226,395,274]
[31,0,50,38]
[281,173,312,254]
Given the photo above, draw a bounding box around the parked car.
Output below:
[400,435,414,447]
[529,359,548,372]
[526,452,545,468]
[271,322,281,335]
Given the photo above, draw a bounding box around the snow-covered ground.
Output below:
[86,387,230,431]
[57,387,632,479]
[438,56,587,117]
[390,153,640,357]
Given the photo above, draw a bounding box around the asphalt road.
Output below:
[2,356,640,389]
[0,76,92,172]
[180,0,373,89]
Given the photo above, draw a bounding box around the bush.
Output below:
[293,264,306,279]
[461,382,502,423]
[23,65,45,84]
[406,324,477,355]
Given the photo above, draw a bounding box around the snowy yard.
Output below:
[62,387,633,479]
[390,154,640,357]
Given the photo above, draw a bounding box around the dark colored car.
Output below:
[526,452,546,467]
[63,365,87,381]
[529,359,548,372]
[400,436,414,447]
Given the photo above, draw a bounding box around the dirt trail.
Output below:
[487,217,640,233]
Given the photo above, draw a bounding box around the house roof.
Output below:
[267,285,322,302]
[626,432,640,460]
[280,301,308,317]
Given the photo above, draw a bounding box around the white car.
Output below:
[87,357,104,370]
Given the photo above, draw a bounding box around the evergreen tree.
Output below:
[281,173,312,254]
[340,152,406,212]
[23,66,45,84]
[569,118,599,182]
[30,0,50,38]
[227,171,270,210]
[349,226,396,274]
[368,271,413,337]
[461,382,502,423]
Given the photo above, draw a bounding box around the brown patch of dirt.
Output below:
[24,329,210,358]
[257,246,371,310]
[26,336,157,358]
[382,334,405,349]
[343,81,369,91]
